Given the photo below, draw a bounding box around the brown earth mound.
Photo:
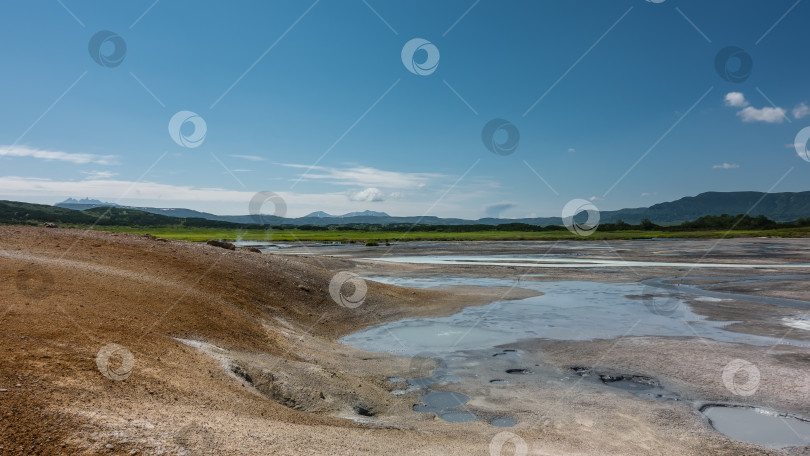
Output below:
[0,226,535,455]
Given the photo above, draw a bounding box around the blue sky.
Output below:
[1,0,808,218]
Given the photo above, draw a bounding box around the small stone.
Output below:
[0,389,7,392]
[14,384,20,388]
[105,443,114,450]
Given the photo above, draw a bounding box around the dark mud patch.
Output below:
[505,368,532,375]
[571,368,679,402]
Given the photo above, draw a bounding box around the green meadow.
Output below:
[95,226,810,243]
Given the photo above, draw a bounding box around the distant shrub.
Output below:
[365,241,379,246]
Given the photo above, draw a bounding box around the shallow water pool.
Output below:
[342,277,802,355]
[370,255,810,269]
[703,406,810,449]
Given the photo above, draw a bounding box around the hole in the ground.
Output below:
[570,367,679,401]
[599,374,657,387]
[231,365,253,385]
[354,404,375,417]
[506,368,531,374]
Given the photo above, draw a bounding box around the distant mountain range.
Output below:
[53,191,810,226]
[304,210,390,218]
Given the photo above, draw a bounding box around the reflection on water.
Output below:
[341,277,806,356]
[341,271,810,445]
[370,255,810,269]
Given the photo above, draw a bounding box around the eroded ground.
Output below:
[2,227,809,454]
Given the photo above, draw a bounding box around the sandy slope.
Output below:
[0,226,540,455]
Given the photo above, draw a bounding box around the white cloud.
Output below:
[81,170,117,179]
[347,187,385,202]
[230,154,265,161]
[0,146,116,165]
[737,106,787,123]
[484,202,517,218]
[588,196,603,202]
[713,163,739,169]
[280,163,442,189]
[724,92,788,123]
[640,192,657,197]
[567,148,576,153]
[793,103,810,120]
[724,92,749,108]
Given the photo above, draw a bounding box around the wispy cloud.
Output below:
[81,170,117,179]
[0,176,443,218]
[0,146,116,165]
[713,163,739,169]
[280,163,443,189]
[230,154,265,161]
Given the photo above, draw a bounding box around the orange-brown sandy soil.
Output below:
[0,226,537,455]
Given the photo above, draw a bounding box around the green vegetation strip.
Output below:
[93,226,810,242]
